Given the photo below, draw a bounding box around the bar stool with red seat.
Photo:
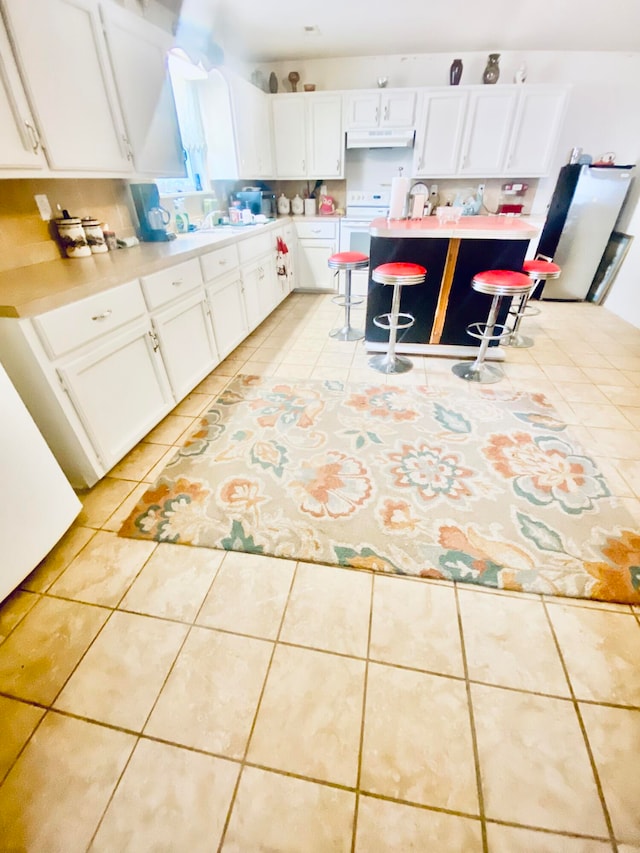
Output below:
[327,251,369,341]
[507,255,561,348]
[452,269,534,384]
[369,262,427,374]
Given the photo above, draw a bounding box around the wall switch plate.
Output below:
[34,194,52,221]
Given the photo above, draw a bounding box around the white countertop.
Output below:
[370,215,540,240]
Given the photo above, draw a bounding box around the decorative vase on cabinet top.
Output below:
[482,53,501,84]
[449,59,463,86]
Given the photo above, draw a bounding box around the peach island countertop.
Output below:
[370,215,539,240]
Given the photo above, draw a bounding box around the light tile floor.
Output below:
[1,294,640,851]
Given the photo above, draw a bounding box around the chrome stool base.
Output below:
[330,324,364,341]
[451,361,504,384]
[508,331,534,348]
[369,352,413,374]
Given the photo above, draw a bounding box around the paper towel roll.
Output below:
[388,177,410,219]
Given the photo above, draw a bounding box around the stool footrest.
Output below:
[331,295,364,309]
[373,311,415,332]
[465,321,512,343]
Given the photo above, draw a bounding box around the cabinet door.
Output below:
[207,274,249,359]
[307,95,343,178]
[459,88,518,176]
[229,75,259,178]
[344,92,380,128]
[241,263,265,330]
[3,0,131,173]
[271,96,306,177]
[100,1,185,177]
[380,91,416,127]
[0,14,47,170]
[59,319,173,469]
[253,87,274,177]
[296,239,338,291]
[413,90,468,177]
[504,86,569,176]
[152,291,218,401]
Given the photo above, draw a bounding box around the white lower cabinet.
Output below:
[242,255,278,330]
[294,220,338,291]
[58,318,173,471]
[0,225,294,487]
[206,274,248,359]
[151,290,219,400]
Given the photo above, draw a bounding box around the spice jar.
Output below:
[81,217,108,254]
[55,217,91,258]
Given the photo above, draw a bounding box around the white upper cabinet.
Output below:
[228,74,273,178]
[0,13,47,171]
[503,86,569,176]
[100,1,185,177]
[344,90,416,128]
[307,95,343,178]
[413,89,468,177]
[271,96,307,178]
[2,0,132,173]
[199,69,273,180]
[272,93,343,179]
[458,87,519,176]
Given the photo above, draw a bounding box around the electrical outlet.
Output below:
[34,194,52,221]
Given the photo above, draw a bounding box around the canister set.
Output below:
[55,213,115,258]
[277,193,318,216]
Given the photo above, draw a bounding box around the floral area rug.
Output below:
[119,374,640,604]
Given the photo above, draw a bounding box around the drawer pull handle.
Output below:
[311,228,321,234]
[91,310,112,321]
[172,279,183,287]
[219,259,227,265]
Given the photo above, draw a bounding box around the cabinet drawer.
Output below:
[294,220,337,239]
[33,279,147,359]
[238,231,274,265]
[140,258,203,311]
[200,243,239,281]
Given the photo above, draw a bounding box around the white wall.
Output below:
[603,204,640,326]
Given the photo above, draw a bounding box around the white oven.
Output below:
[339,190,390,297]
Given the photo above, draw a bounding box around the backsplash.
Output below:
[0,179,136,273]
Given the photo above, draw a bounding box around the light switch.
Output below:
[34,194,52,221]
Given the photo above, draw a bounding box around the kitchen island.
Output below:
[365,215,539,356]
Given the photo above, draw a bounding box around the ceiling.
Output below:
[171,0,640,62]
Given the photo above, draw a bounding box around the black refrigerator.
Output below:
[536,164,633,300]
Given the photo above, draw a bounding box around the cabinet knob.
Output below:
[91,310,112,322]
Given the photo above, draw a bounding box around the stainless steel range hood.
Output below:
[345,129,415,149]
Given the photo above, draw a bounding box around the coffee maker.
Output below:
[129,183,176,242]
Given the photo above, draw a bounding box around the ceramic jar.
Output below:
[291,194,304,215]
[81,217,108,253]
[56,218,91,258]
[483,53,501,84]
[277,193,290,215]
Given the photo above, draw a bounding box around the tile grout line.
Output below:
[541,598,619,853]
[83,543,223,849]
[216,558,300,853]
[453,582,488,853]
[350,570,375,853]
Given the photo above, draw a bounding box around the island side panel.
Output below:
[365,237,449,344]
[439,238,530,346]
